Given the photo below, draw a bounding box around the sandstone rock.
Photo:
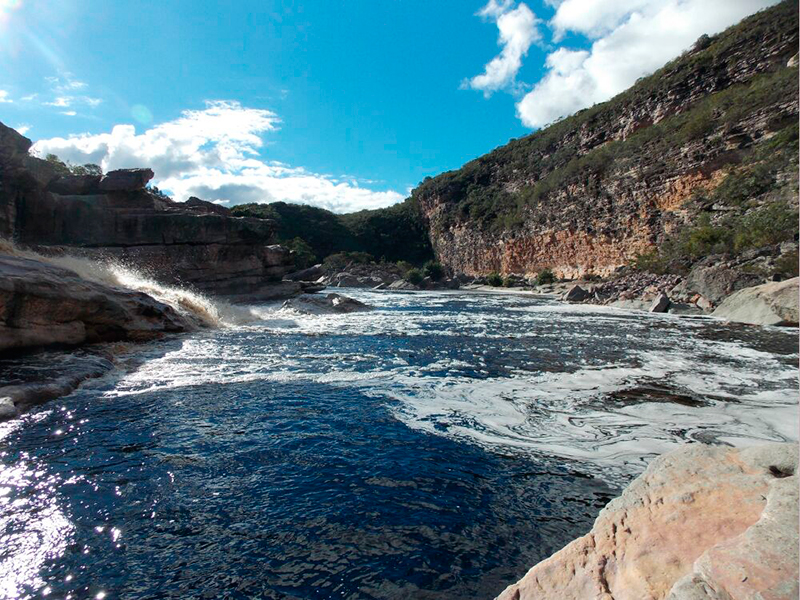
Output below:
[609,298,651,311]
[388,279,417,290]
[495,443,799,600]
[564,285,590,302]
[281,293,372,314]
[683,264,763,306]
[0,253,190,353]
[696,295,714,311]
[285,264,324,282]
[373,283,387,290]
[182,196,231,216]
[0,355,114,421]
[649,293,671,313]
[98,168,154,192]
[712,277,799,326]
[47,174,101,195]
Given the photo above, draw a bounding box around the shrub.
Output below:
[774,250,799,278]
[406,268,424,285]
[285,237,317,270]
[396,260,414,275]
[487,272,503,287]
[423,260,445,281]
[322,251,375,272]
[536,268,556,285]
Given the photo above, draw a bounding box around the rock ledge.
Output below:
[496,443,799,600]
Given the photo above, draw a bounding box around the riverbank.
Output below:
[496,443,799,600]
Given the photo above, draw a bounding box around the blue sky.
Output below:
[0,0,777,212]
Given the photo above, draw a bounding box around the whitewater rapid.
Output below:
[83,288,798,486]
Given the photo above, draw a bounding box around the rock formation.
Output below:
[0,122,296,302]
[412,2,798,281]
[0,253,191,353]
[712,277,799,326]
[281,293,373,314]
[495,443,799,600]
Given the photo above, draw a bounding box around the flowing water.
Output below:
[0,288,797,600]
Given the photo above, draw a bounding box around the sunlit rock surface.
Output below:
[713,277,799,326]
[495,443,799,600]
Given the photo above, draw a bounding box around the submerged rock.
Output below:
[495,443,799,600]
[712,277,799,326]
[281,293,373,314]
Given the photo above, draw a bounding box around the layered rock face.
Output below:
[0,253,190,353]
[496,443,799,600]
[413,3,799,279]
[0,122,294,300]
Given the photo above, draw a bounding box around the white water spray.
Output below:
[0,240,255,327]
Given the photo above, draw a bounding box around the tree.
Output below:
[45,154,71,176]
[70,163,103,176]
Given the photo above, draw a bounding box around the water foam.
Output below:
[0,239,256,328]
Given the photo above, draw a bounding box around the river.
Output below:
[1,289,796,599]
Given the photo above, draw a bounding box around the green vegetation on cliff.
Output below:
[231,198,433,266]
[411,1,798,239]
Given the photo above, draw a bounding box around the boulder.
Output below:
[47,174,101,195]
[564,285,591,302]
[712,277,799,326]
[388,279,417,290]
[284,264,324,282]
[609,299,651,311]
[496,443,799,600]
[0,253,190,354]
[281,293,373,314]
[684,264,763,306]
[98,168,154,192]
[649,293,671,313]
[183,196,231,216]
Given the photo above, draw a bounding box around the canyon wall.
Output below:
[0,122,295,300]
[413,2,799,278]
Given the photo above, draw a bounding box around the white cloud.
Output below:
[464,1,541,96]
[46,96,71,107]
[41,75,102,112]
[32,100,404,213]
[0,90,11,103]
[516,0,781,128]
[549,0,650,40]
[60,111,77,116]
[16,124,30,135]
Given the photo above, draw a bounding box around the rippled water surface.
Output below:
[1,290,797,599]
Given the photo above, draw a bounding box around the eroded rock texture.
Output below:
[495,443,799,600]
[0,122,294,300]
[413,3,799,279]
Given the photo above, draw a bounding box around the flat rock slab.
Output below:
[495,443,799,600]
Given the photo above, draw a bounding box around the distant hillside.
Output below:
[411,0,798,278]
[231,199,433,266]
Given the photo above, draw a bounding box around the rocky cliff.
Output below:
[412,2,799,280]
[0,123,295,301]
